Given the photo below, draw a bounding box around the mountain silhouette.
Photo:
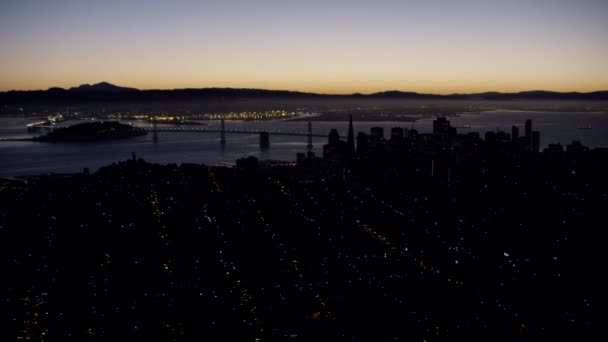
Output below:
[1,83,607,104]
[68,82,138,93]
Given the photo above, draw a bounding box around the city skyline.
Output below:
[2,0,608,93]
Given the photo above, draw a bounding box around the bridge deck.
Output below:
[146,127,326,138]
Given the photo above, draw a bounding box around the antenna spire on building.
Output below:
[347,115,355,154]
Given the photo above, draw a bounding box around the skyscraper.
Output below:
[525,119,532,138]
[433,117,450,135]
[532,131,540,153]
[525,119,533,150]
[328,129,340,145]
[370,127,384,139]
[347,115,355,154]
[323,128,349,165]
[433,117,453,141]
[511,125,519,143]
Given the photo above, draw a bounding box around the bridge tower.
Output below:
[259,131,270,149]
[152,118,159,143]
[307,120,313,153]
[220,119,226,145]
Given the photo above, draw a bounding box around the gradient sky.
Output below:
[1,0,607,94]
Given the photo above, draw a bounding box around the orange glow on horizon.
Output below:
[2,1,607,94]
[2,80,607,95]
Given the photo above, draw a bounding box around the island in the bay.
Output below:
[36,121,147,142]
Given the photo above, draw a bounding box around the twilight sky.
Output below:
[1,0,607,94]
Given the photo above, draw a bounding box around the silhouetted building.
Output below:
[567,140,589,153]
[323,129,350,165]
[236,156,259,171]
[356,132,369,158]
[532,131,540,152]
[433,117,450,135]
[544,143,564,153]
[496,131,511,144]
[524,119,533,150]
[525,119,532,139]
[390,127,404,141]
[328,129,340,145]
[370,127,384,139]
[511,125,519,142]
[347,115,355,155]
[485,131,497,145]
[433,117,456,142]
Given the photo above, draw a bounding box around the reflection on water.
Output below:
[1,111,607,177]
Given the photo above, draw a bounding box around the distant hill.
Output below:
[479,90,608,100]
[368,90,608,100]
[368,91,442,99]
[1,82,607,105]
[68,82,138,93]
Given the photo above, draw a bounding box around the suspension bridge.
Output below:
[149,119,323,149]
[25,119,325,149]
